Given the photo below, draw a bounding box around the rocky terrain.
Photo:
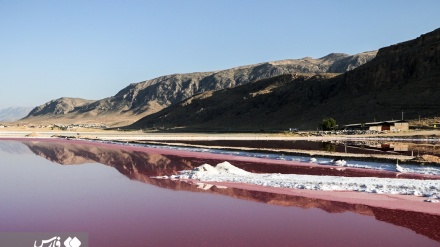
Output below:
[128,28,440,131]
[26,97,95,117]
[20,52,376,126]
[0,106,33,122]
[129,73,336,130]
[19,28,440,131]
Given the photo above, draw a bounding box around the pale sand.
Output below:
[1,129,439,139]
[55,129,440,141]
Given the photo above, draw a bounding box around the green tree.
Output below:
[320,118,337,130]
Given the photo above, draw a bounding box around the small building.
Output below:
[343,120,409,132]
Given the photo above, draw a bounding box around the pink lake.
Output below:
[0,139,439,247]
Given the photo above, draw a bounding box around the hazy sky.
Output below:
[1,0,440,109]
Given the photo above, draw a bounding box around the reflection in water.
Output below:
[0,141,32,154]
[16,140,440,243]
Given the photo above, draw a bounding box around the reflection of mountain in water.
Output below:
[24,140,203,184]
[23,140,440,243]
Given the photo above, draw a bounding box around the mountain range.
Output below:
[20,28,440,131]
[0,106,33,122]
[128,28,440,131]
[20,51,376,127]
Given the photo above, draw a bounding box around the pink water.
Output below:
[0,140,439,247]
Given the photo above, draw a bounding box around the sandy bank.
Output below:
[1,129,440,140]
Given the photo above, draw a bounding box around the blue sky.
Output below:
[1,0,440,109]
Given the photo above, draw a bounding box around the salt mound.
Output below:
[194,164,218,173]
[215,161,250,176]
[193,162,250,176]
[177,161,250,179]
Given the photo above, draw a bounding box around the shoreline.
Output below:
[1,129,440,140]
[1,130,440,165]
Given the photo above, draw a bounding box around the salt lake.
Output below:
[1,139,439,246]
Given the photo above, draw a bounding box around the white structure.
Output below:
[344,120,409,132]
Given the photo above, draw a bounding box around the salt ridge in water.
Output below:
[157,161,440,202]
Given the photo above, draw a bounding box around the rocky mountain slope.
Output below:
[128,73,337,130]
[20,52,376,126]
[129,28,440,131]
[0,106,33,122]
[27,97,95,116]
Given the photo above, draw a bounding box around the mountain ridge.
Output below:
[0,106,34,122]
[128,28,440,131]
[20,51,377,126]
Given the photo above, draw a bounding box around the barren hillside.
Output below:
[128,28,440,131]
[20,52,376,126]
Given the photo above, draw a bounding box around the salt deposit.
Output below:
[161,161,440,199]
[189,161,251,176]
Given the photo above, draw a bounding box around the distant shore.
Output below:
[1,127,439,139]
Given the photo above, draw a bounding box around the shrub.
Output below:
[320,118,337,130]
